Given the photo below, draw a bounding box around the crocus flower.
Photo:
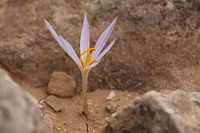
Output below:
[44,14,117,115]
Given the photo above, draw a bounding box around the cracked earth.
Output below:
[17,78,138,133]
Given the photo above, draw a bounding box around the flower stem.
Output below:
[81,69,89,115]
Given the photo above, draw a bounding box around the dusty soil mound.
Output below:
[0,0,200,92]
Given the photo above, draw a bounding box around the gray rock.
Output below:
[0,68,47,133]
[43,111,56,133]
[47,71,76,98]
[102,90,200,133]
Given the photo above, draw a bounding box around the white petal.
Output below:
[44,19,61,44]
[97,39,116,59]
[92,17,117,60]
[59,36,81,67]
[80,13,90,62]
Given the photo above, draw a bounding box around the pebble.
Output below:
[106,90,116,100]
[105,102,118,113]
[47,71,76,98]
[44,95,64,112]
[38,100,46,109]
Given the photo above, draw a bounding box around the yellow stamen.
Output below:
[80,46,96,68]
[89,60,96,65]
[80,48,95,57]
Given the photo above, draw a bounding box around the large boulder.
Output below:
[0,68,47,133]
[102,90,200,133]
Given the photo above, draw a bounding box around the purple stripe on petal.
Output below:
[80,13,90,62]
[92,17,117,60]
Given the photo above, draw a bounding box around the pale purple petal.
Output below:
[86,39,116,69]
[59,35,81,67]
[92,17,117,60]
[44,19,81,67]
[80,13,90,61]
[44,19,61,44]
[85,59,101,69]
[97,39,116,60]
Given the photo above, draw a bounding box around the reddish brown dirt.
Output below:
[17,78,138,133]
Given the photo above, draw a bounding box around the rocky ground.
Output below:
[1,0,200,92]
[0,0,200,133]
[13,73,138,133]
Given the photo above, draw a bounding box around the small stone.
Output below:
[38,104,43,109]
[44,95,64,112]
[166,1,174,10]
[88,100,93,106]
[127,94,131,97]
[105,102,118,113]
[39,100,46,109]
[47,71,76,98]
[106,91,116,100]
